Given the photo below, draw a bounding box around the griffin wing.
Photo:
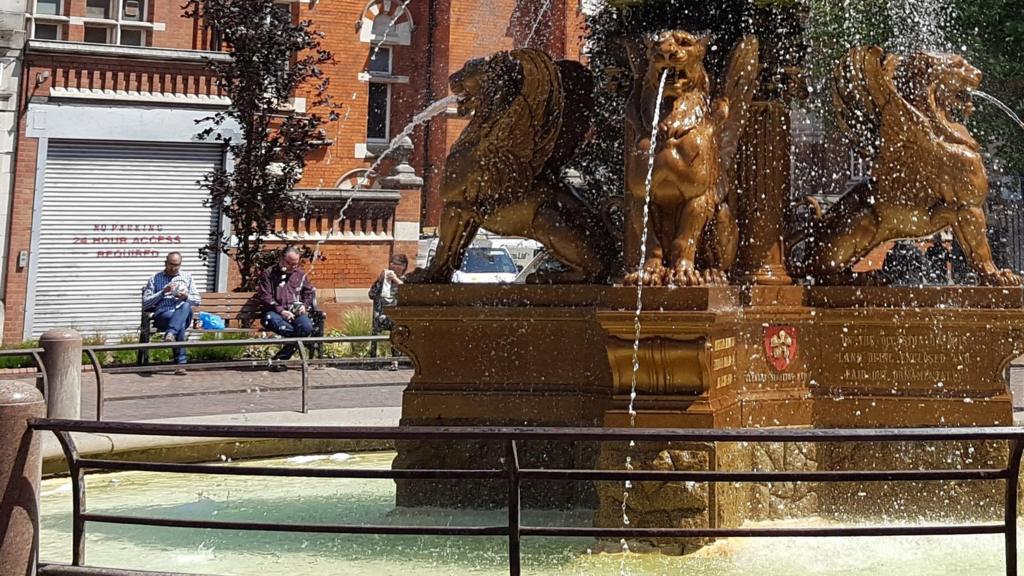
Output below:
[715,35,761,203]
[832,46,916,160]
[478,49,565,197]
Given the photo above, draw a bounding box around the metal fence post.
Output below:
[297,341,309,414]
[1006,439,1024,576]
[507,440,521,576]
[0,381,45,576]
[41,329,83,419]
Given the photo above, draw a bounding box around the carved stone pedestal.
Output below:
[390,285,1023,545]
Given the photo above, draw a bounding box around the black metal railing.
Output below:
[0,347,48,394]
[81,335,398,420]
[30,420,1024,576]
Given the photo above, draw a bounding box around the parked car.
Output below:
[417,232,543,272]
[513,249,570,283]
[452,246,519,284]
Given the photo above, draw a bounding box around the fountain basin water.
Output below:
[38,451,1023,575]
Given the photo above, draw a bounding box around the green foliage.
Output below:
[802,0,892,125]
[955,0,1024,176]
[188,332,250,362]
[184,0,338,290]
[109,334,172,366]
[0,341,41,370]
[342,309,373,337]
[321,310,381,359]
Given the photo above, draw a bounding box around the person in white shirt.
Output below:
[142,252,201,374]
[369,254,408,368]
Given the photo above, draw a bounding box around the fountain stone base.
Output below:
[390,285,1023,541]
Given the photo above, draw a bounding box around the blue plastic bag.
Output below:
[199,311,226,330]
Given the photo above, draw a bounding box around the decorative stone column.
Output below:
[380,134,424,262]
[0,381,45,576]
[379,136,424,191]
[733,101,793,286]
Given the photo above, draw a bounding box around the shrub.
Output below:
[320,307,385,359]
[190,332,249,362]
[108,334,171,366]
[0,341,40,370]
[342,308,373,336]
[342,309,375,358]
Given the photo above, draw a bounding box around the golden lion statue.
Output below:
[623,31,760,286]
[409,49,616,284]
[802,47,1020,286]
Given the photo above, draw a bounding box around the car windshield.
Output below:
[460,248,518,274]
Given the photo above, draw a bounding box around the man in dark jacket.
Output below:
[257,247,316,371]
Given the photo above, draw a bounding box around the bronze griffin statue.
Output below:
[409,49,617,284]
[801,47,1021,286]
[622,31,761,286]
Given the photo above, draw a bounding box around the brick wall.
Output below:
[3,113,36,343]
[409,0,585,227]
[48,0,206,48]
[3,0,586,342]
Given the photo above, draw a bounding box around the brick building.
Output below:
[3,0,585,343]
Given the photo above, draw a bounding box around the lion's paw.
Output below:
[981,269,1023,287]
[624,262,669,287]
[703,269,730,286]
[671,264,705,287]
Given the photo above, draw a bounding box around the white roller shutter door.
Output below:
[30,141,222,340]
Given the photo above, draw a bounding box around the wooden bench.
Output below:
[139,291,327,365]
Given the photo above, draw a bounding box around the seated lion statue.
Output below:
[801,46,1020,286]
[408,49,616,284]
[623,31,760,286]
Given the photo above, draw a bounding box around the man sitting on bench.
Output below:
[142,251,201,375]
[258,247,317,372]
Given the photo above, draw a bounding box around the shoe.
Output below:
[269,364,289,373]
[389,361,399,371]
[163,332,176,343]
[173,368,187,376]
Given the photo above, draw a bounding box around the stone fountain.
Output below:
[391,0,1024,553]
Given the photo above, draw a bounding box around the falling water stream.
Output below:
[524,0,554,47]
[371,0,414,59]
[368,95,459,178]
[973,90,1024,133]
[620,68,669,575]
[303,95,457,277]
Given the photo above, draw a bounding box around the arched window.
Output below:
[359,0,414,46]
[337,169,376,190]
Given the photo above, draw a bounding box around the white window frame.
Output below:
[366,81,392,144]
[83,24,113,44]
[31,20,64,40]
[118,27,147,46]
[120,0,148,22]
[84,0,112,20]
[359,0,414,46]
[28,0,69,40]
[33,0,64,17]
[365,44,393,145]
[368,46,393,75]
[28,0,155,45]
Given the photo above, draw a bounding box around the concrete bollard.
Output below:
[41,328,82,419]
[0,381,45,576]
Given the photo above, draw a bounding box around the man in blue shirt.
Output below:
[142,252,201,374]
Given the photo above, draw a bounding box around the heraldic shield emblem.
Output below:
[764,326,798,372]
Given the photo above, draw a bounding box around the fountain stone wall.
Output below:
[391,284,1023,538]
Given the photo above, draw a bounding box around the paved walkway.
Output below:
[12,365,412,468]
[80,365,411,421]
[3,364,410,421]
